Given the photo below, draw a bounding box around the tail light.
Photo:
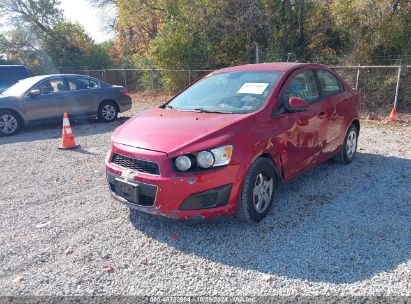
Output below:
[120,89,129,95]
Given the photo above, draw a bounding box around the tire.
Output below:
[236,158,278,223]
[98,101,118,123]
[0,110,21,136]
[334,124,358,164]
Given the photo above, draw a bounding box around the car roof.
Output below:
[21,74,96,81]
[0,65,26,68]
[215,62,326,73]
[37,74,92,78]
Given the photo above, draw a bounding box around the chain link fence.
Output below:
[60,67,213,92]
[60,65,411,120]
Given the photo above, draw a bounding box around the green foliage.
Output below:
[112,0,411,69]
[43,22,112,68]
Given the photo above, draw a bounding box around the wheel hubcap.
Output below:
[102,105,116,120]
[0,114,18,134]
[253,173,273,213]
[346,129,357,159]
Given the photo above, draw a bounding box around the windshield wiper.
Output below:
[193,108,235,114]
[164,105,235,114]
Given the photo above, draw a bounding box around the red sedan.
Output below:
[105,63,360,223]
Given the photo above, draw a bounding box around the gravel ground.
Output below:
[0,98,410,297]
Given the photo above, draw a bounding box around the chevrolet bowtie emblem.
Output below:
[121,169,136,182]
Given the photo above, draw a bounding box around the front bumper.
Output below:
[105,143,243,220]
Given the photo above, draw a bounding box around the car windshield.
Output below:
[1,77,42,96]
[164,71,282,114]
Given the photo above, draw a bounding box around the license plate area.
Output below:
[114,178,139,204]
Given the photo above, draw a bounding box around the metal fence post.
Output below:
[150,69,154,91]
[393,65,402,109]
[256,45,259,64]
[188,68,191,85]
[123,67,127,89]
[355,64,361,90]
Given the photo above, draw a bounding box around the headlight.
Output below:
[196,151,214,168]
[210,145,233,167]
[174,145,233,172]
[175,155,192,171]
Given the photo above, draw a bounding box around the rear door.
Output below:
[22,77,70,121]
[65,77,100,116]
[314,69,347,154]
[275,69,329,180]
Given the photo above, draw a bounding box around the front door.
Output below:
[22,78,70,122]
[275,69,330,181]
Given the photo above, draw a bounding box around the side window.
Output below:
[35,78,67,95]
[281,70,319,106]
[68,78,99,91]
[316,70,342,97]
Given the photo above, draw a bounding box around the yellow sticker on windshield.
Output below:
[238,83,269,95]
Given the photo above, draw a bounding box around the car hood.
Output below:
[0,95,13,103]
[113,107,252,155]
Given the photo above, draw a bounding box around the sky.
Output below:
[59,0,115,43]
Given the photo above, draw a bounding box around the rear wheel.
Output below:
[0,110,21,136]
[236,158,277,223]
[98,101,118,123]
[334,124,358,164]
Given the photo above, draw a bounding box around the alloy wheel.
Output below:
[346,129,357,159]
[0,114,18,134]
[253,173,274,213]
[101,105,116,121]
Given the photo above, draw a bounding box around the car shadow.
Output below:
[129,152,411,284]
[0,116,131,145]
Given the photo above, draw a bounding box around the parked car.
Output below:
[0,74,132,136]
[106,63,360,223]
[0,65,29,93]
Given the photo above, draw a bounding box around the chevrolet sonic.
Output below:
[106,63,360,223]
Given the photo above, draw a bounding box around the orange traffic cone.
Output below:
[390,107,397,125]
[58,113,79,150]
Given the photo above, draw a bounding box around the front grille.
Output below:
[111,153,160,175]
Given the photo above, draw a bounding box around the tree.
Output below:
[0,0,63,35]
[0,0,114,72]
[92,0,411,72]
[331,0,411,63]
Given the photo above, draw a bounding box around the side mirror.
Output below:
[286,96,309,112]
[29,89,41,97]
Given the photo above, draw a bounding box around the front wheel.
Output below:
[98,101,118,123]
[0,110,21,136]
[334,124,358,164]
[236,158,277,223]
